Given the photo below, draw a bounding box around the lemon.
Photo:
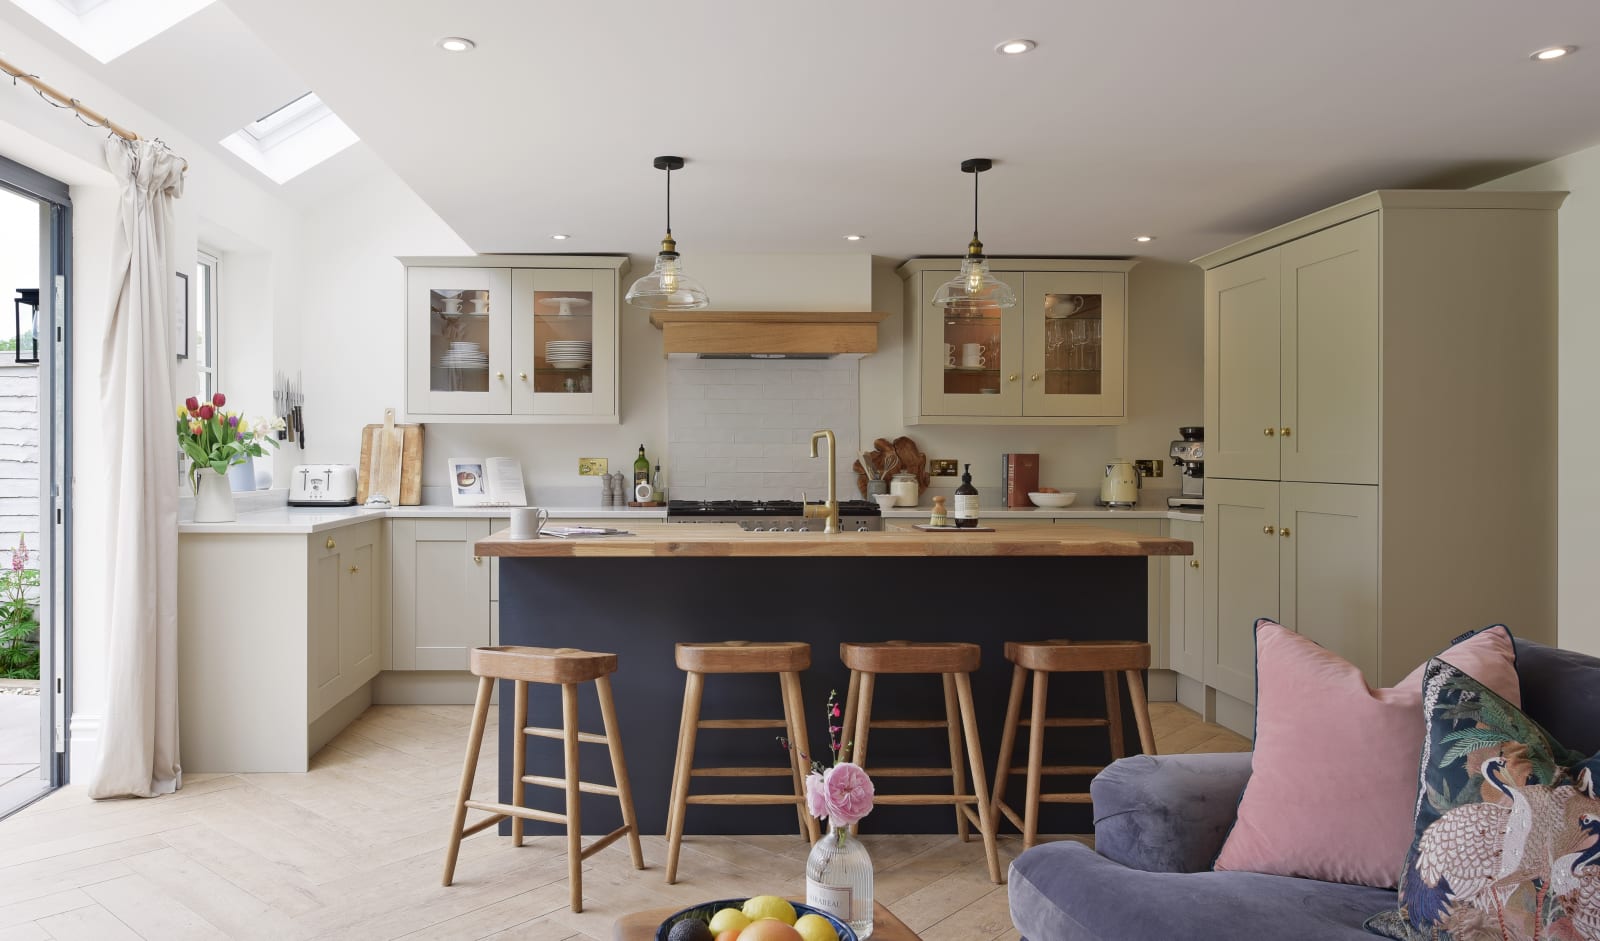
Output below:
[709,908,752,934]
[742,895,797,926]
[793,913,839,941]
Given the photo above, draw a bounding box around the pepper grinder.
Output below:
[929,495,949,527]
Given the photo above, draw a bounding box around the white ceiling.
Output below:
[10,1,1600,262]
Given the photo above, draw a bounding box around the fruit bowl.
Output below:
[1028,491,1077,508]
[656,898,858,941]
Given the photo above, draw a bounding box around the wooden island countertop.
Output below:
[475,521,1192,558]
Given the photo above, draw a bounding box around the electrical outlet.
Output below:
[930,459,959,477]
[1134,459,1163,479]
[578,458,608,477]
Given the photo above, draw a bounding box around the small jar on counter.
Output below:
[890,472,920,507]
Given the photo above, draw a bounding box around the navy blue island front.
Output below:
[476,523,1193,837]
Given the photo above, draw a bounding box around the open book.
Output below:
[448,457,527,507]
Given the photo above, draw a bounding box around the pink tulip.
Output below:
[189,421,203,436]
[805,771,828,819]
[185,396,200,412]
[822,762,874,827]
[198,404,215,420]
[212,392,226,407]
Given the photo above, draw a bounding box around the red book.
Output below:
[1002,453,1040,508]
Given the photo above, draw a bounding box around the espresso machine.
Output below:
[1168,426,1205,509]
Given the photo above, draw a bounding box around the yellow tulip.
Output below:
[189,421,203,436]
[176,405,188,418]
[238,419,250,434]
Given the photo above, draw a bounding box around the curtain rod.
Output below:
[0,53,142,142]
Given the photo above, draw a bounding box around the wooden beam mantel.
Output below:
[648,310,890,357]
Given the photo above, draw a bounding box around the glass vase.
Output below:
[806,821,873,939]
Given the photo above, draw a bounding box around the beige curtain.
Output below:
[89,138,184,799]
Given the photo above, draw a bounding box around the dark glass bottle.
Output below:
[633,445,650,489]
[953,463,979,528]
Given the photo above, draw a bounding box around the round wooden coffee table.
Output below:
[613,901,920,940]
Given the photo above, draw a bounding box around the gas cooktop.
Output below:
[666,499,881,517]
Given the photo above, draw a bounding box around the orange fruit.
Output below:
[739,920,803,941]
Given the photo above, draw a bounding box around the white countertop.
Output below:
[178,502,667,535]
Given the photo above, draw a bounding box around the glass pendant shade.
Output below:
[933,255,1016,313]
[625,251,709,310]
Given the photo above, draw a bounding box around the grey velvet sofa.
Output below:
[1007,639,1600,941]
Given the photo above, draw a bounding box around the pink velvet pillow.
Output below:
[1211,621,1520,888]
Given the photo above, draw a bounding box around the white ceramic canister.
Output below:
[890,472,920,507]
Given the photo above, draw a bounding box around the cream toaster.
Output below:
[289,464,358,506]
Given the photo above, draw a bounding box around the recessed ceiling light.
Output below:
[1531,45,1576,60]
[844,234,864,241]
[437,37,476,53]
[1133,235,1155,243]
[996,39,1037,56]
[550,234,570,240]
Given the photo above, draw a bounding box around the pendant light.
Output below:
[625,155,710,310]
[932,158,1015,312]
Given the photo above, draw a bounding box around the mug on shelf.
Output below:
[436,295,464,315]
[961,342,987,368]
[510,506,551,539]
[944,342,956,367]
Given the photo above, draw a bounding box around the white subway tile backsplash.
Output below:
[668,357,860,500]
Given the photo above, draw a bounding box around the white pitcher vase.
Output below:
[193,467,236,523]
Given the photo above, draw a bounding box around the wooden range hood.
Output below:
[648,310,889,358]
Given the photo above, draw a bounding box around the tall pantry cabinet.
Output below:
[1197,190,1563,710]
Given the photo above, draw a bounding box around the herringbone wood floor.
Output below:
[0,702,1247,940]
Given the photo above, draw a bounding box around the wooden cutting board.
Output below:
[357,415,423,505]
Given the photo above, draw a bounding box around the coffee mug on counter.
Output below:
[510,506,551,539]
[962,342,987,368]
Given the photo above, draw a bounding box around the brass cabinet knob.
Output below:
[349,565,360,574]
[1280,427,1292,437]
[496,371,505,380]
[1189,559,1200,568]
[1263,427,1276,437]
[325,538,336,549]
[1263,525,1276,535]
[519,372,528,381]
[1280,527,1292,538]
[474,555,482,564]
[1008,374,1018,382]
[1029,373,1040,382]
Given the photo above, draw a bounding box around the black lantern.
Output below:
[12,289,38,365]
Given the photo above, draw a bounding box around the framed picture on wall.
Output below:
[174,271,189,360]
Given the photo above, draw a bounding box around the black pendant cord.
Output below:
[665,163,672,240]
[972,168,980,242]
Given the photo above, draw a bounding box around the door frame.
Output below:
[0,153,72,803]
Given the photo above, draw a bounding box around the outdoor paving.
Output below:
[0,688,41,794]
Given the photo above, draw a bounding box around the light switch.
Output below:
[578,458,608,476]
[930,459,959,477]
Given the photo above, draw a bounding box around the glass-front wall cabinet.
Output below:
[903,260,1128,424]
[405,258,623,422]
[407,266,512,415]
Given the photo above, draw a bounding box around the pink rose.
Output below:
[822,762,874,827]
[805,771,828,820]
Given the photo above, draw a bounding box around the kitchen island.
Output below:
[476,523,1192,835]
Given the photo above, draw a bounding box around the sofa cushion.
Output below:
[1214,622,1520,889]
[1513,638,1600,755]
[1011,839,1395,941]
[1368,658,1600,940]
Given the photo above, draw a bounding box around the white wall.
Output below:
[0,25,305,781]
[1479,142,1600,657]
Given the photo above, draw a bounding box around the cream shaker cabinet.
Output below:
[1204,479,1378,703]
[1166,518,1205,684]
[390,518,493,670]
[897,259,1133,425]
[309,524,381,719]
[1199,190,1564,701]
[402,255,627,424]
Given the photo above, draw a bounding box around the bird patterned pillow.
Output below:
[1365,658,1600,941]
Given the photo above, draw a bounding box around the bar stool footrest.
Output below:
[521,774,620,797]
[863,766,958,778]
[690,766,797,778]
[872,794,983,805]
[524,726,610,745]
[1038,793,1095,804]
[686,794,808,806]
[463,799,568,826]
[868,719,950,730]
[697,718,789,730]
[578,825,635,861]
[1004,764,1106,777]
[1018,717,1110,728]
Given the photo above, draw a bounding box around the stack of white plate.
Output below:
[439,340,488,370]
[545,340,592,370]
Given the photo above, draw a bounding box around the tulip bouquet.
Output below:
[175,392,281,492]
[780,688,876,841]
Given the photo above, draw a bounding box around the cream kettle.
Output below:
[1101,459,1140,506]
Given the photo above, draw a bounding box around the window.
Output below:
[219,92,358,184]
[196,251,217,401]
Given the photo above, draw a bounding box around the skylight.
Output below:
[6,0,216,63]
[219,92,359,185]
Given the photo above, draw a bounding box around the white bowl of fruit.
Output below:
[1028,489,1077,508]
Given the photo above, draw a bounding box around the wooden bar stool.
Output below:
[665,641,820,885]
[839,640,1003,885]
[442,645,644,913]
[991,639,1156,849]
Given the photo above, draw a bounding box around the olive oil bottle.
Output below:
[953,463,980,528]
